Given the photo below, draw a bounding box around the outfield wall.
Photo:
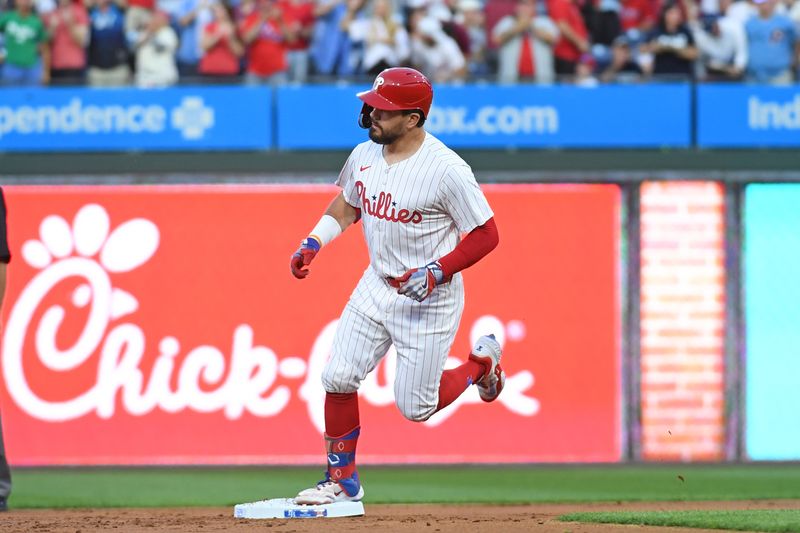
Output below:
[0,181,796,465]
[1,184,621,465]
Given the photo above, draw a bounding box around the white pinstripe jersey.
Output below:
[336,132,494,279]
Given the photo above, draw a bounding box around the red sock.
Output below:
[324,392,360,487]
[325,392,359,438]
[436,360,485,411]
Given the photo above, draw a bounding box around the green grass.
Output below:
[559,510,800,532]
[8,464,800,508]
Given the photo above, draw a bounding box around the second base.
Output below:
[233,498,365,519]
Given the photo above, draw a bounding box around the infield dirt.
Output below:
[3,500,800,532]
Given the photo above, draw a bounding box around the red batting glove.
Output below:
[290,237,321,279]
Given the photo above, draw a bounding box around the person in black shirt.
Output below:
[643,1,698,80]
[85,0,131,86]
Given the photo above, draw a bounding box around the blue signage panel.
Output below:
[745,184,800,460]
[276,84,370,150]
[697,85,800,148]
[0,86,272,151]
[277,84,692,149]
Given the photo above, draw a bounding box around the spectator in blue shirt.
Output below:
[745,0,798,84]
[175,0,215,79]
[309,0,360,76]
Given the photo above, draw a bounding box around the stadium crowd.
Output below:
[0,0,797,87]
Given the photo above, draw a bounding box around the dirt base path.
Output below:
[4,500,800,533]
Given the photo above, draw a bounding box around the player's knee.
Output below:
[397,401,437,423]
[321,366,359,394]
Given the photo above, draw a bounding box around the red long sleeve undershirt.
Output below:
[437,217,499,278]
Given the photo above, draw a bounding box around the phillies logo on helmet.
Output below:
[373,76,385,90]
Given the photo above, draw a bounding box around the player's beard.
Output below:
[369,124,402,145]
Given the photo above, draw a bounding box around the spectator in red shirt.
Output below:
[239,0,288,84]
[620,0,658,33]
[547,0,590,75]
[279,0,314,82]
[45,0,89,85]
[199,1,244,80]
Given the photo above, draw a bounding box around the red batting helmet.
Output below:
[357,67,433,129]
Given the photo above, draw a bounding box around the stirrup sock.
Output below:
[325,427,360,497]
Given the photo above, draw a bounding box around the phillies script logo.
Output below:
[355,181,423,224]
[3,204,538,431]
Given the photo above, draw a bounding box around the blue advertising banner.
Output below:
[697,85,800,148]
[277,84,691,149]
[0,86,272,151]
[745,184,800,460]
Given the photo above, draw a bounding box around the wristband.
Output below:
[301,237,321,251]
[309,214,342,247]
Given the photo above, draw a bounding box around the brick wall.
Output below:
[640,182,725,461]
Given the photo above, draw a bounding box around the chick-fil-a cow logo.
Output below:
[3,203,539,431]
[3,203,163,421]
[3,203,292,423]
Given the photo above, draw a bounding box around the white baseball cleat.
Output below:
[294,472,365,505]
[468,334,505,402]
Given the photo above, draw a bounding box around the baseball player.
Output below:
[289,67,502,505]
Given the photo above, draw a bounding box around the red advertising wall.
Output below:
[1,184,620,465]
